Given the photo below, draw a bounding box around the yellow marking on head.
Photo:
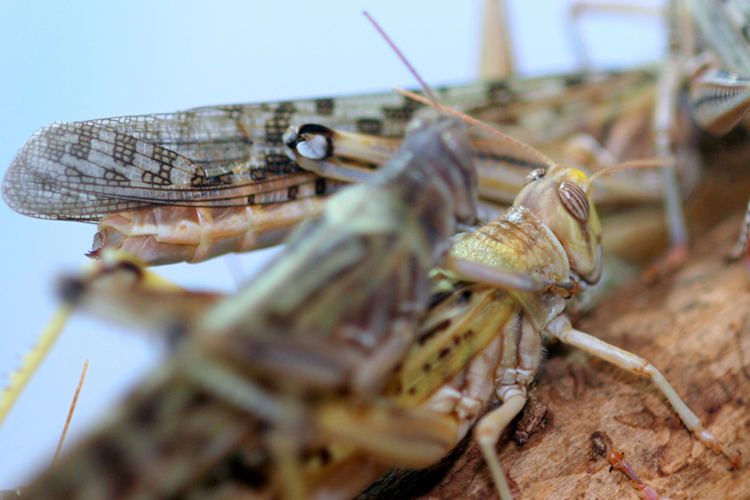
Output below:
[566,168,589,185]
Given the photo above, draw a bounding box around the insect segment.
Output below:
[15,102,481,498]
[1,66,666,267]
[678,0,750,137]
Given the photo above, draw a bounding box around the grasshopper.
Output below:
[1,68,662,266]
[20,128,738,500]
[0,9,665,272]
[670,0,750,264]
[297,108,740,498]
[5,13,486,497]
[0,1,674,491]
[16,100,482,497]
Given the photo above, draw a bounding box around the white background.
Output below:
[0,0,663,488]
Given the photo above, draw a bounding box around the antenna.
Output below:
[583,157,670,192]
[392,87,671,194]
[53,359,89,463]
[363,11,440,109]
[363,10,556,170]
[363,11,669,197]
[395,87,558,168]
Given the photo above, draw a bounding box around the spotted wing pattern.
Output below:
[3,70,656,221]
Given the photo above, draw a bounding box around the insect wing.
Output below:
[2,116,324,221]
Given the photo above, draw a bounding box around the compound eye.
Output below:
[558,181,589,222]
[524,168,546,185]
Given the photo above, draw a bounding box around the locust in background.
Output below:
[0,7,670,272]
[669,0,750,268]
[568,0,750,278]
[2,68,665,266]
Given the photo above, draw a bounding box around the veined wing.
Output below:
[2,117,340,221]
[3,69,657,222]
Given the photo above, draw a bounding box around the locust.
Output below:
[8,13,496,497]
[20,118,739,499]
[290,103,741,498]
[15,98,485,497]
[0,0,704,492]
[0,4,678,488]
[1,67,663,266]
[670,0,750,265]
